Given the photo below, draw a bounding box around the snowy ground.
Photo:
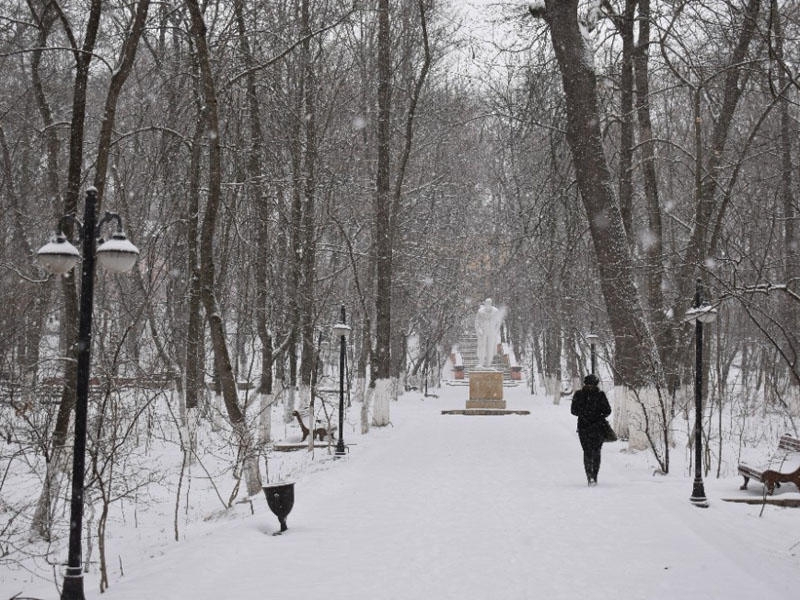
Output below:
[4,383,800,600]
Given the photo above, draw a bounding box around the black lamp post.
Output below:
[685,278,717,509]
[530,347,535,395]
[37,187,139,600]
[587,323,598,376]
[332,306,350,457]
[422,343,429,397]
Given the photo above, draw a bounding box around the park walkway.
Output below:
[89,384,798,600]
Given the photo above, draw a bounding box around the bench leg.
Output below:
[739,475,749,491]
[763,474,779,495]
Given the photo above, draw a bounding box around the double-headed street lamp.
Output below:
[37,187,139,600]
[331,306,350,457]
[684,278,718,509]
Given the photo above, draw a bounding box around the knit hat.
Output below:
[583,374,599,386]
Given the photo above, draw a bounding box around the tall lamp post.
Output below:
[587,324,598,376]
[37,187,139,600]
[332,306,350,457]
[684,278,717,508]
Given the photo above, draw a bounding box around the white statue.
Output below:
[474,298,502,368]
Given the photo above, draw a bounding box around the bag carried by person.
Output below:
[602,419,617,442]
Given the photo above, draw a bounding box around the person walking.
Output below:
[570,374,611,486]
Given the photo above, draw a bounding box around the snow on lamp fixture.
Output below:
[37,193,139,277]
[37,233,80,274]
[696,305,718,324]
[684,304,718,324]
[332,319,351,339]
[97,231,139,273]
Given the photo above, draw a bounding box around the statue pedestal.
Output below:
[467,370,505,409]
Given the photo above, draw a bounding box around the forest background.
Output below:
[1,0,800,591]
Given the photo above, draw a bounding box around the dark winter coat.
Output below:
[570,385,611,432]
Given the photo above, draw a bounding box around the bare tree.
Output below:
[185,0,261,497]
[30,0,151,539]
[373,0,431,425]
[531,1,663,388]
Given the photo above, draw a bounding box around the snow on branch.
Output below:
[721,281,800,304]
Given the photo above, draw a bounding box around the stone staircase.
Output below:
[457,334,513,381]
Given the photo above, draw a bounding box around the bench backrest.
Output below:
[777,435,800,454]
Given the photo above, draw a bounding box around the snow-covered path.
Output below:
[79,385,799,600]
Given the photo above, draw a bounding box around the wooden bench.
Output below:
[738,434,800,495]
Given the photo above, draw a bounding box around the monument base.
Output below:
[466,398,507,409]
[468,370,504,409]
[442,409,530,416]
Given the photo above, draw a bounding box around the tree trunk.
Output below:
[287,33,304,420]
[234,0,275,439]
[91,0,151,202]
[670,0,761,338]
[30,0,103,541]
[373,0,430,423]
[185,108,205,412]
[540,0,662,387]
[373,0,393,425]
[633,0,672,389]
[299,0,318,398]
[771,0,798,386]
[186,0,261,497]
[617,0,635,247]
[660,0,762,391]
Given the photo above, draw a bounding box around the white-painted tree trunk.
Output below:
[284,384,295,424]
[612,385,630,441]
[355,376,370,434]
[787,386,800,418]
[258,392,273,445]
[622,386,672,455]
[626,387,653,452]
[30,446,68,540]
[372,378,392,426]
[543,375,559,405]
[354,375,366,405]
[623,386,653,451]
[232,420,262,497]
